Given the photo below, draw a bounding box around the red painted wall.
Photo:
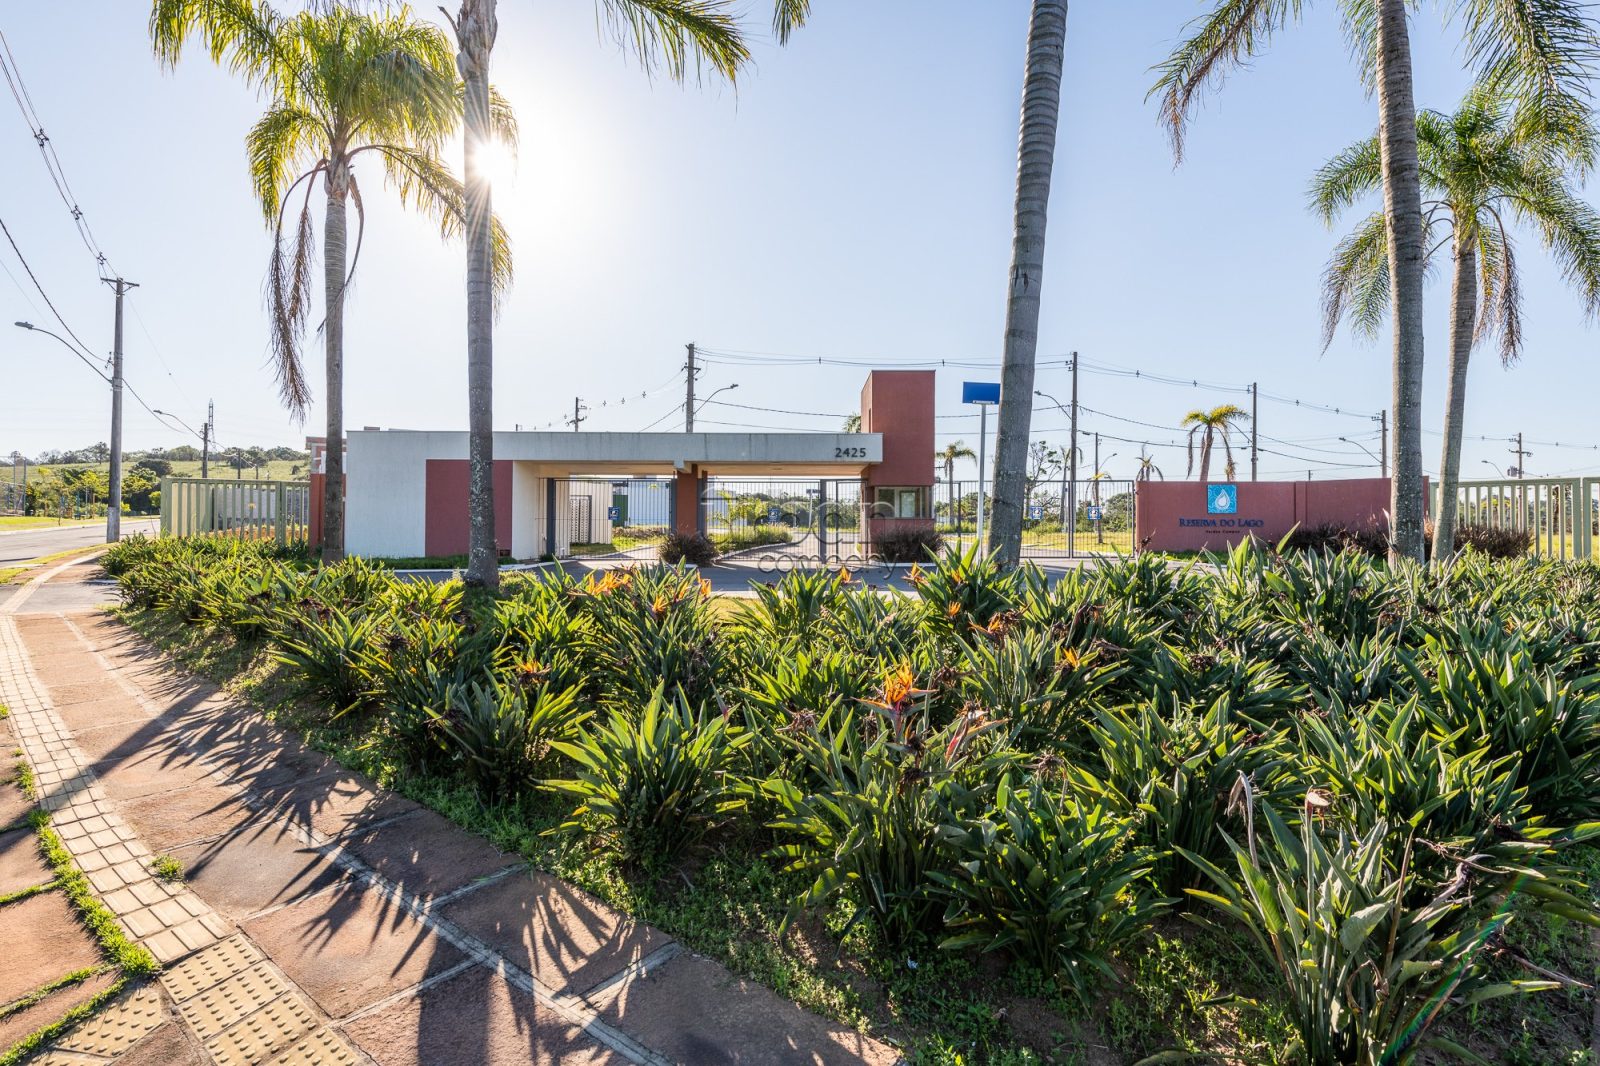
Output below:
[424,460,513,558]
[860,371,935,543]
[1135,478,1426,552]
[673,469,700,535]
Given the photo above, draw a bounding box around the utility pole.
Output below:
[103,277,137,543]
[566,398,588,432]
[683,342,699,431]
[1379,409,1388,478]
[1249,382,1258,481]
[1510,433,1531,477]
[201,399,213,478]
[1067,352,1078,557]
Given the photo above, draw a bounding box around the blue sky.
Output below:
[2,2,1597,481]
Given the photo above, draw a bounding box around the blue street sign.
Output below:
[1207,484,1238,515]
[767,505,781,523]
[962,381,1001,405]
[606,506,621,522]
[1087,505,1104,521]
[1027,504,1044,520]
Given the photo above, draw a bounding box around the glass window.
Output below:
[874,487,928,519]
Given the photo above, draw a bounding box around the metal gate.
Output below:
[704,478,867,564]
[935,479,1136,558]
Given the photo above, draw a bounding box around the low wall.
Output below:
[1135,478,1424,553]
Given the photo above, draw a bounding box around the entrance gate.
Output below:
[703,478,867,564]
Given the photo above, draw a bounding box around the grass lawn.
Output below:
[0,517,104,531]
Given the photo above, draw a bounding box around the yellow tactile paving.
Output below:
[159,934,263,1004]
[179,962,293,1040]
[263,1025,362,1065]
[51,982,166,1057]
[203,993,318,1066]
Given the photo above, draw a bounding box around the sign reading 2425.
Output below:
[1207,484,1238,515]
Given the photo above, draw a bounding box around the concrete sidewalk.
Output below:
[0,561,897,1065]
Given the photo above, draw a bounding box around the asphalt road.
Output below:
[0,517,159,567]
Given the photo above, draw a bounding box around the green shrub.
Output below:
[659,531,717,566]
[762,665,1014,943]
[874,526,943,564]
[432,680,587,799]
[713,524,793,552]
[1182,803,1592,1066]
[272,605,382,715]
[931,778,1164,993]
[546,687,749,868]
[577,566,727,708]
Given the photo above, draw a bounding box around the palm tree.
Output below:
[1182,405,1248,482]
[1315,87,1600,558]
[450,0,808,588]
[1135,450,1164,482]
[1152,0,1598,563]
[937,440,976,485]
[151,0,515,562]
[989,0,1068,568]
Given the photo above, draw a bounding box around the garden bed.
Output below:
[102,536,1600,1064]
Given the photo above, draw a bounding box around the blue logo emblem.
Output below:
[606,506,621,522]
[1027,504,1044,520]
[767,506,782,523]
[1087,505,1104,521]
[1207,484,1237,515]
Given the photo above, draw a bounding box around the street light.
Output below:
[14,321,123,541]
[1339,436,1383,470]
[694,383,739,416]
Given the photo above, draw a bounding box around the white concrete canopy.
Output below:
[343,429,884,559]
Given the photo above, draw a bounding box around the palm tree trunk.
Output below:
[459,0,499,589]
[1198,432,1212,482]
[1374,0,1427,564]
[988,0,1067,568]
[321,159,349,563]
[1431,239,1477,560]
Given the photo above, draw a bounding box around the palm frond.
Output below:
[247,104,325,222]
[1457,0,1600,153]
[1309,132,1383,224]
[597,0,750,85]
[266,181,317,419]
[770,0,810,44]
[1148,0,1303,161]
[1321,211,1392,349]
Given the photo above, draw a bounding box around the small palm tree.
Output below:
[1135,450,1164,482]
[1314,87,1600,558]
[151,0,515,561]
[937,441,976,485]
[1182,405,1248,482]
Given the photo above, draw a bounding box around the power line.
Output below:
[0,30,117,278]
[1,214,102,361]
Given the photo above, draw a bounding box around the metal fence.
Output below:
[1447,477,1598,560]
[935,479,1137,558]
[160,477,311,546]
